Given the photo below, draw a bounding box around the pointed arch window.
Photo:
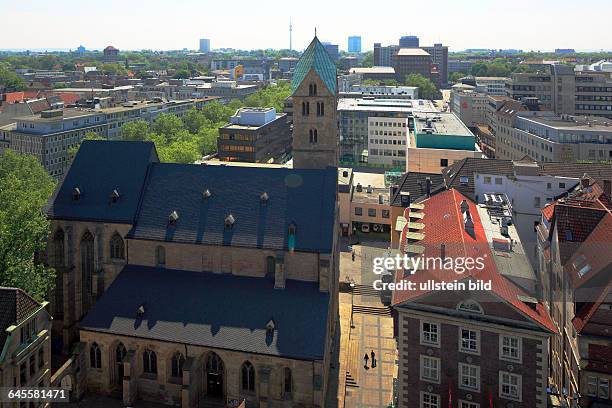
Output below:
[156,246,166,268]
[306,101,310,115]
[81,231,94,312]
[171,351,185,379]
[143,349,157,375]
[53,229,65,267]
[284,367,293,396]
[309,129,318,144]
[302,102,306,116]
[109,232,125,260]
[241,361,255,392]
[90,343,102,369]
[116,343,127,364]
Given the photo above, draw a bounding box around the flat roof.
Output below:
[338,98,437,113]
[350,66,396,74]
[413,112,474,136]
[520,115,612,131]
[397,48,430,57]
[15,108,98,122]
[221,113,286,130]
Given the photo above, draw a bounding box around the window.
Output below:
[421,392,439,408]
[586,376,598,397]
[309,129,318,143]
[499,371,522,401]
[368,208,376,217]
[459,363,480,391]
[241,361,255,392]
[500,336,522,361]
[533,196,541,208]
[171,352,185,379]
[599,378,610,399]
[459,328,479,354]
[559,182,566,189]
[109,233,124,260]
[546,182,552,189]
[90,343,102,369]
[459,401,479,408]
[143,349,157,375]
[266,256,276,278]
[495,177,502,185]
[440,159,449,167]
[38,347,44,369]
[20,362,27,384]
[156,246,166,267]
[29,355,36,376]
[81,231,94,312]
[283,367,292,396]
[420,321,439,346]
[355,207,363,216]
[457,300,483,314]
[420,355,440,383]
[53,229,65,267]
[382,209,390,218]
[483,176,491,184]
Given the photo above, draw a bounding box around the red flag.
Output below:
[448,382,452,408]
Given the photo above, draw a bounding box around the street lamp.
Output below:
[349,281,356,329]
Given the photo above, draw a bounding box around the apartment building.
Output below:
[392,188,555,408]
[217,107,291,163]
[450,89,489,128]
[0,288,52,393]
[367,116,409,168]
[449,60,473,75]
[373,43,400,67]
[338,97,437,165]
[506,64,612,119]
[494,106,612,163]
[535,177,612,408]
[408,112,481,173]
[2,98,215,178]
[342,85,418,100]
[422,44,449,85]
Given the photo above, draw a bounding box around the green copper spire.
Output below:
[291,36,337,96]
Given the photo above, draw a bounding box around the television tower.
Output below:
[289,18,293,51]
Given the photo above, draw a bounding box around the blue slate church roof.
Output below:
[291,36,337,96]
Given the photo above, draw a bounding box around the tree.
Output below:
[197,127,219,156]
[151,114,185,143]
[405,74,439,100]
[449,72,467,83]
[0,65,25,90]
[173,69,191,79]
[360,51,374,67]
[0,150,56,301]
[121,120,151,141]
[182,108,210,134]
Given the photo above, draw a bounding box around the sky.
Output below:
[1,0,611,52]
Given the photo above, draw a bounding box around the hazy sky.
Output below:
[1,0,611,52]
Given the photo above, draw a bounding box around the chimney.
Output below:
[378,194,384,204]
[463,208,475,237]
[440,243,446,261]
[581,174,590,189]
[390,185,399,200]
[400,192,411,208]
[356,183,363,192]
[460,199,469,213]
[425,177,432,197]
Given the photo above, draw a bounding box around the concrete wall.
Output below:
[407,146,481,173]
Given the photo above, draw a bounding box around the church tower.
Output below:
[291,36,338,169]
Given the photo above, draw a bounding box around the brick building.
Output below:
[392,189,556,408]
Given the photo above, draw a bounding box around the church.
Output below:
[45,36,340,407]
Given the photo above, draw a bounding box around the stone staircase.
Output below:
[345,338,360,388]
[352,304,392,317]
[351,284,382,298]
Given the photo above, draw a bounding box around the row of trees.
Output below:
[361,74,439,100]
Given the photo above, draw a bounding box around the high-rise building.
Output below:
[348,36,362,53]
[392,48,432,82]
[399,35,419,48]
[291,36,339,169]
[199,38,210,53]
[422,43,449,85]
[321,42,339,60]
[374,43,400,67]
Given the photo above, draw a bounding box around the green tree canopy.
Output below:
[405,74,439,100]
[0,65,25,90]
[0,150,56,301]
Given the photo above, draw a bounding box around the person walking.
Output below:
[370,350,376,368]
[363,353,369,369]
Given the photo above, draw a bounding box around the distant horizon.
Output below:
[1,0,611,52]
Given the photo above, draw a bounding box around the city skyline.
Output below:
[1,0,611,52]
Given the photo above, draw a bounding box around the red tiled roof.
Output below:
[53,92,81,105]
[22,90,41,99]
[3,91,25,104]
[573,283,611,334]
[542,203,555,222]
[392,189,556,333]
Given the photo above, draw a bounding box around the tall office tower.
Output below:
[399,35,419,48]
[348,36,362,53]
[199,38,211,53]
